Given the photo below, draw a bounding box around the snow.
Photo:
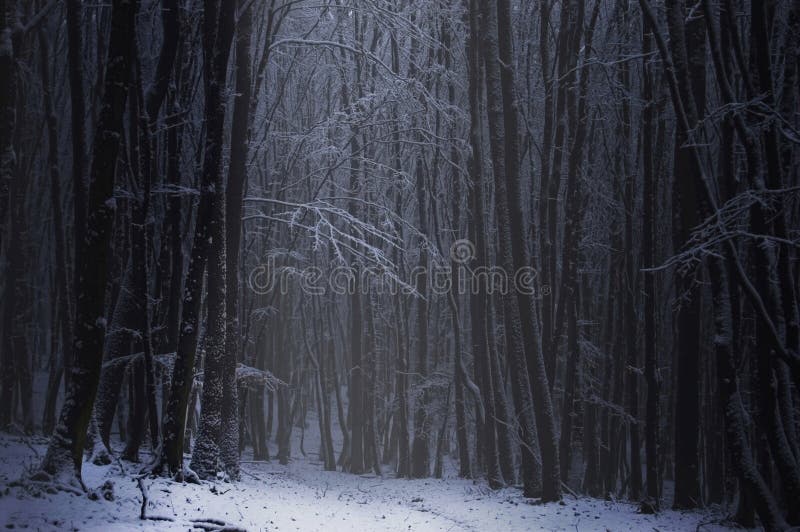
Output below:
[0,433,736,532]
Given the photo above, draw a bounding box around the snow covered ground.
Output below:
[0,434,739,532]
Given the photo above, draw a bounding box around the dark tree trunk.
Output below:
[537,0,555,385]
[122,360,146,462]
[38,23,72,438]
[190,0,236,480]
[665,0,706,509]
[641,18,660,511]
[0,0,18,427]
[37,0,138,487]
[220,0,255,481]
[0,0,15,252]
[711,266,789,531]
[620,8,643,503]
[91,86,148,464]
[479,0,544,500]
[65,0,87,273]
[2,128,31,433]
[555,0,599,487]
[409,166,429,480]
[496,0,562,502]
[161,0,234,479]
[466,0,500,488]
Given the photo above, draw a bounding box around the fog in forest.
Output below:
[0,0,799,530]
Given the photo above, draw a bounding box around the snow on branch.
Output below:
[103,352,176,374]
[235,363,287,392]
[645,186,800,274]
[243,196,430,295]
[268,39,399,80]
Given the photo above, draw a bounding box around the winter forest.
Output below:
[0,0,798,530]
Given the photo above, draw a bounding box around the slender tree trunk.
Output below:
[479,0,545,500]
[37,0,138,487]
[537,0,555,384]
[665,0,705,509]
[466,0,500,487]
[0,0,15,252]
[38,22,73,438]
[91,87,147,464]
[0,0,18,427]
[220,0,254,481]
[641,18,660,511]
[64,0,87,273]
[133,56,161,457]
[409,166,430,478]
[555,0,599,486]
[190,0,236,480]
[161,0,234,479]
[497,0,562,502]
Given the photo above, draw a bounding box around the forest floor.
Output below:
[0,432,741,532]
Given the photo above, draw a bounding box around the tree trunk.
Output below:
[466,0,500,487]
[190,0,236,480]
[641,17,660,511]
[37,0,138,487]
[479,0,545,500]
[664,0,706,508]
[498,0,562,502]
[0,0,16,252]
[65,0,87,262]
[0,0,18,428]
[220,0,254,481]
[161,0,234,478]
[38,24,72,437]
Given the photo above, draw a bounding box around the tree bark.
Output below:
[161,0,234,478]
[220,0,255,481]
[189,0,235,481]
[641,17,660,511]
[0,0,17,427]
[665,0,705,508]
[37,0,138,487]
[497,0,562,501]
[479,0,544,500]
[65,0,87,280]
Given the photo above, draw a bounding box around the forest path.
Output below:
[0,434,731,531]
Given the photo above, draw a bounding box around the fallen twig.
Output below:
[191,517,247,531]
[137,476,174,522]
